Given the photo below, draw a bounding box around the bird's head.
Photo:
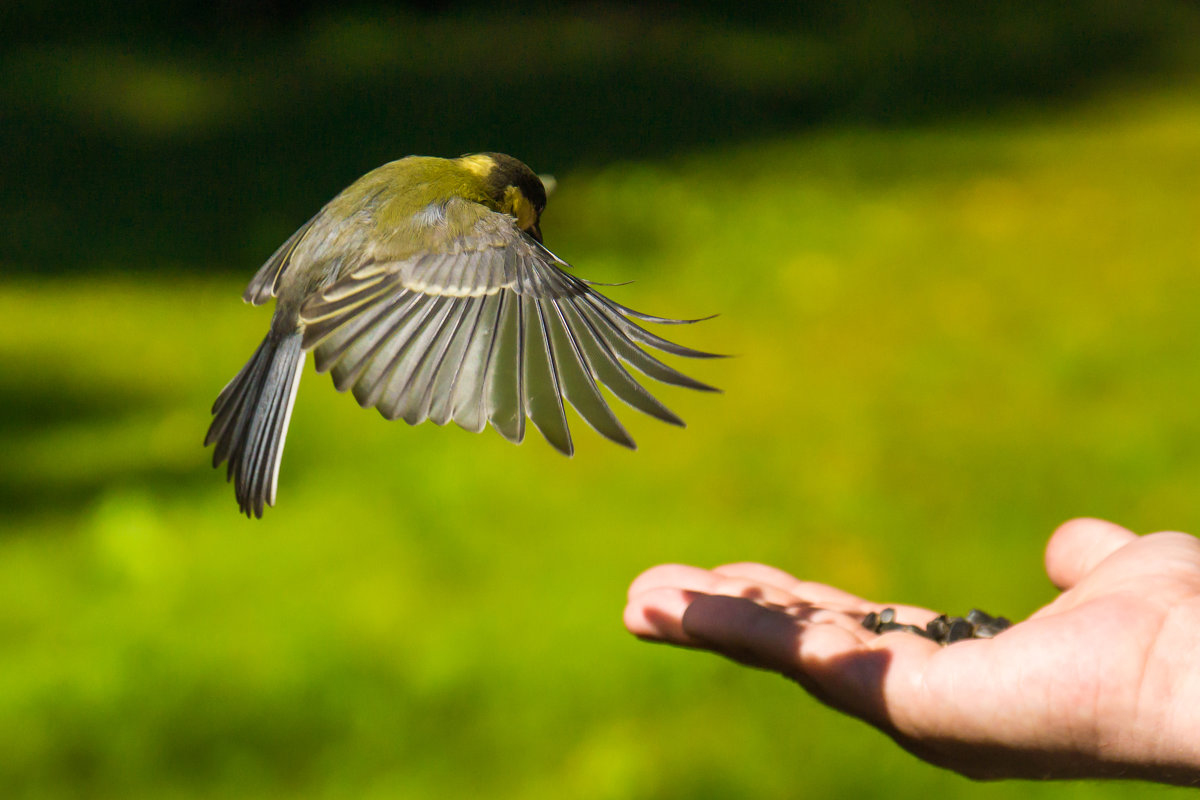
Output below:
[457,153,548,242]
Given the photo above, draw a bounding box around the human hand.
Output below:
[624,519,1200,785]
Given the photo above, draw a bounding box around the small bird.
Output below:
[206,153,719,517]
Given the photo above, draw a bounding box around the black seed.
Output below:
[861,612,879,632]
[946,619,973,643]
[966,609,991,626]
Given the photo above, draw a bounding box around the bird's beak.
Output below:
[528,222,543,243]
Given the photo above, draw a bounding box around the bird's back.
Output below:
[275,157,494,302]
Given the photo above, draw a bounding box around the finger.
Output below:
[711,562,877,612]
[627,564,710,600]
[624,586,703,644]
[681,594,865,672]
[627,563,801,607]
[624,584,867,649]
[629,564,944,642]
[710,564,943,628]
[1044,517,1138,591]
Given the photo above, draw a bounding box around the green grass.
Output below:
[2,86,1200,798]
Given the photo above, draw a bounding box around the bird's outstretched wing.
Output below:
[299,197,720,455]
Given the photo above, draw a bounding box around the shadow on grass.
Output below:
[0,373,210,521]
[0,375,152,437]
[0,464,208,523]
[4,2,1199,275]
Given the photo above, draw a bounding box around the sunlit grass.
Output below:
[1,87,1199,798]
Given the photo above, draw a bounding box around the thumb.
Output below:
[1044,518,1137,591]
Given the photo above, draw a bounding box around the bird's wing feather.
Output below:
[299,197,720,454]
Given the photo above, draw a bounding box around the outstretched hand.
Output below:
[624,519,1200,785]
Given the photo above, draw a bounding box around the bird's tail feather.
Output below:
[205,332,305,518]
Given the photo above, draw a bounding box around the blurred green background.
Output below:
[3,1,1200,797]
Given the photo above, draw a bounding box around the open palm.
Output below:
[624,518,1200,785]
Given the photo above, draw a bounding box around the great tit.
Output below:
[205,153,719,517]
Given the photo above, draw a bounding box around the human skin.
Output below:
[624,518,1200,785]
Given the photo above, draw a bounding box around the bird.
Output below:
[205,153,720,517]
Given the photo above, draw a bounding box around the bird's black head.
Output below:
[458,152,547,242]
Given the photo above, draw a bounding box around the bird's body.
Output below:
[206,153,717,517]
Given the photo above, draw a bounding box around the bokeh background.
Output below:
[3,1,1200,797]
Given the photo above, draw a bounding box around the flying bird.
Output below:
[205,153,720,517]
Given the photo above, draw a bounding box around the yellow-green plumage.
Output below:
[206,153,719,518]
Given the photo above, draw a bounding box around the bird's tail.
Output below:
[205,332,305,518]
